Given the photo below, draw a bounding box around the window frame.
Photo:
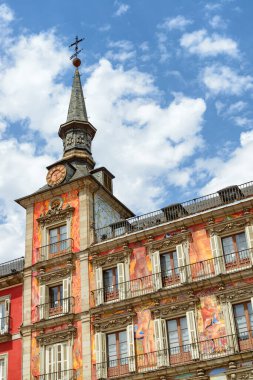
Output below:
[221,231,250,270]
[160,250,180,287]
[0,353,8,380]
[103,267,119,302]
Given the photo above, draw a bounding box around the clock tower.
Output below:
[16,43,133,380]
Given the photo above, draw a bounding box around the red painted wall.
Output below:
[0,284,22,379]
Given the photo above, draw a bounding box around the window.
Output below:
[45,343,69,379]
[160,251,180,287]
[233,301,253,348]
[167,317,190,364]
[222,232,250,270]
[0,300,9,334]
[49,285,63,316]
[49,225,67,255]
[107,331,128,368]
[103,268,118,302]
[0,355,7,380]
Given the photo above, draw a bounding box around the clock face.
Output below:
[46,165,67,186]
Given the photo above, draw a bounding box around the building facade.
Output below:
[15,56,253,380]
[0,257,24,379]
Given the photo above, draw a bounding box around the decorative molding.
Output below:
[37,203,75,227]
[151,296,199,318]
[91,244,132,268]
[36,325,76,345]
[207,215,253,236]
[149,230,191,253]
[37,261,74,284]
[93,309,136,332]
[228,368,253,380]
[217,285,253,304]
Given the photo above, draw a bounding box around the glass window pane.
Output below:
[236,233,247,251]
[222,236,234,255]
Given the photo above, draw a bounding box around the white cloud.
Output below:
[156,32,170,63]
[0,3,14,22]
[114,2,129,17]
[180,29,238,57]
[200,130,253,195]
[233,116,253,127]
[85,59,206,211]
[98,24,111,32]
[205,3,222,12]
[209,15,226,29]
[160,15,192,31]
[202,65,253,95]
[106,40,135,62]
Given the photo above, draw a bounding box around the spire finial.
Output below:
[69,35,85,67]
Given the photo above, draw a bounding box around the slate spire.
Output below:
[66,68,88,122]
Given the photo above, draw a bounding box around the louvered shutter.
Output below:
[245,225,253,264]
[4,299,10,333]
[63,277,70,313]
[151,251,162,290]
[176,244,187,283]
[210,234,225,274]
[95,332,107,379]
[46,345,56,375]
[39,285,46,320]
[154,319,169,367]
[117,263,126,300]
[221,303,239,353]
[127,324,136,372]
[186,310,199,360]
[95,267,104,305]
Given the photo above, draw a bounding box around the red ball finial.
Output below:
[73,57,81,67]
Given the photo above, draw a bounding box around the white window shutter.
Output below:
[227,302,239,353]
[117,263,126,300]
[176,244,187,283]
[210,234,225,274]
[151,251,162,290]
[186,310,199,360]
[127,324,136,372]
[39,285,46,320]
[95,332,107,379]
[245,225,253,264]
[154,318,169,367]
[4,299,10,333]
[95,267,104,305]
[221,303,239,353]
[63,277,70,313]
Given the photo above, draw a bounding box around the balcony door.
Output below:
[49,225,67,255]
[167,316,191,364]
[233,301,253,350]
[160,251,180,287]
[222,232,249,270]
[103,267,118,302]
[107,331,128,377]
[46,342,69,380]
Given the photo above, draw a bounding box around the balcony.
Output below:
[34,369,76,380]
[93,332,253,379]
[37,239,73,262]
[36,297,74,320]
[91,249,253,306]
[95,180,253,243]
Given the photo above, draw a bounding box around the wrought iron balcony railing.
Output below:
[93,332,253,379]
[91,249,253,306]
[95,180,253,243]
[0,257,24,277]
[36,297,74,320]
[0,316,10,335]
[37,238,73,262]
[34,369,76,380]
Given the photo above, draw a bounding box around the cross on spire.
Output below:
[69,36,85,60]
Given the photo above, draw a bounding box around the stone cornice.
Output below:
[151,295,199,319]
[37,203,75,227]
[91,243,131,268]
[216,284,253,304]
[33,252,75,272]
[93,308,136,332]
[37,261,74,284]
[206,213,253,236]
[36,324,76,345]
[148,229,191,253]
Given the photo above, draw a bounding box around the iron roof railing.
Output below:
[95,181,253,243]
[0,257,24,278]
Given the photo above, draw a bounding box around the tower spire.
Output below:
[58,36,96,168]
[67,68,88,122]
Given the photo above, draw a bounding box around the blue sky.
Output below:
[0,0,253,260]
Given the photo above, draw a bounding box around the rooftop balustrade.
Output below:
[95,181,253,243]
